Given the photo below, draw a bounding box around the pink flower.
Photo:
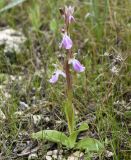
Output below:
[60,33,73,50]
[65,6,75,23]
[69,59,85,72]
[49,70,66,84]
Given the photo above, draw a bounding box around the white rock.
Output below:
[33,115,42,125]
[52,149,58,155]
[0,28,26,54]
[19,101,29,110]
[105,150,114,157]
[46,155,52,160]
[52,155,63,160]
[59,150,63,154]
[68,156,76,160]
[10,75,16,81]
[73,151,84,157]
[52,155,57,159]
[45,117,50,122]
[14,111,23,116]
[28,153,38,160]
[47,151,53,156]
[68,151,84,160]
[58,155,63,160]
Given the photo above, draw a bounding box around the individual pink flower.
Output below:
[49,70,66,84]
[65,6,75,23]
[69,59,85,72]
[60,33,73,50]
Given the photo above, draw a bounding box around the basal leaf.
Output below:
[67,132,77,148]
[32,130,68,146]
[78,122,89,131]
[75,138,104,152]
[68,123,89,148]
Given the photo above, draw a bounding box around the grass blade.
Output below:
[0,0,27,13]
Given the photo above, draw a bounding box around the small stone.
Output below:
[33,115,42,125]
[67,156,76,160]
[14,111,23,116]
[73,151,84,157]
[28,153,38,160]
[45,117,50,122]
[47,151,53,156]
[52,149,58,155]
[19,101,29,110]
[68,151,84,160]
[59,150,63,154]
[0,28,26,54]
[52,155,57,159]
[58,155,63,160]
[105,150,114,158]
[10,75,16,81]
[46,155,52,160]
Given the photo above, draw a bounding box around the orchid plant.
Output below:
[32,6,104,152]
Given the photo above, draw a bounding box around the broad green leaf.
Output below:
[68,123,89,148]
[79,123,89,131]
[75,138,104,152]
[50,19,57,32]
[67,132,77,148]
[0,0,27,13]
[32,130,68,146]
